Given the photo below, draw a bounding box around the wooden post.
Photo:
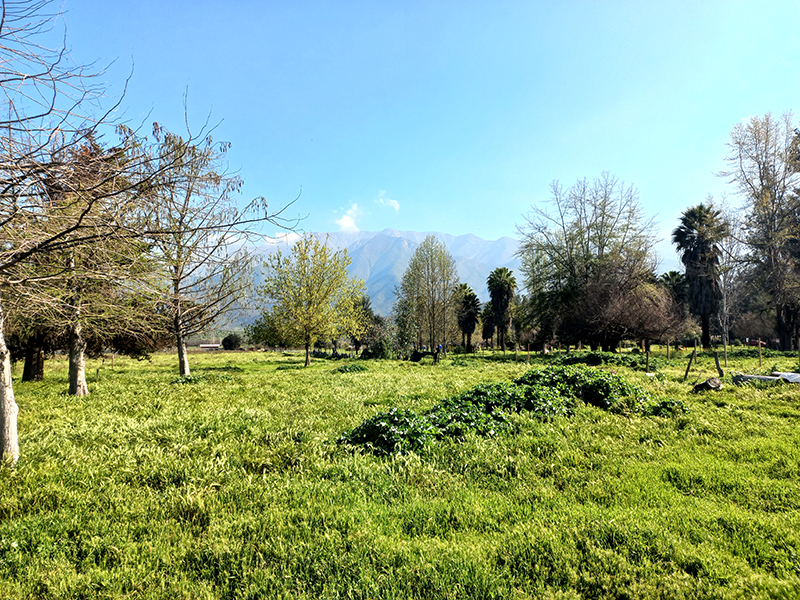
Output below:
[683,348,695,382]
[758,338,762,368]
[722,333,728,367]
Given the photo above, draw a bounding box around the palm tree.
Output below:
[487,267,517,352]
[454,284,481,352]
[672,203,727,349]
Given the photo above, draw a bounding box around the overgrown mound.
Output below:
[514,365,650,410]
[339,365,647,455]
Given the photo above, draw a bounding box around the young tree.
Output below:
[720,112,800,350]
[257,236,367,367]
[395,235,458,352]
[672,203,727,349]
[487,267,517,352]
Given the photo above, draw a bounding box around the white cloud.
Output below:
[376,190,400,212]
[265,231,302,246]
[335,203,361,232]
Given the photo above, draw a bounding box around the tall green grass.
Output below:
[0,349,798,598]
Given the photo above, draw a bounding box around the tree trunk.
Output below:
[22,333,45,382]
[700,314,711,350]
[173,289,191,376]
[304,339,311,367]
[0,297,20,465]
[176,332,191,377]
[68,322,89,396]
[777,303,797,351]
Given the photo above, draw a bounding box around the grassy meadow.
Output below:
[0,347,799,599]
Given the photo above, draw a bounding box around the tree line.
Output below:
[382,113,800,359]
[252,109,800,368]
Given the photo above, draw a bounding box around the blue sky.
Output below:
[59,0,800,270]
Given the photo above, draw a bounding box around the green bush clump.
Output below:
[334,363,368,374]
[336,408,438,455]
[340,380,578,454]
[726,347,788,359]
[171,374,206,385]
[515,365,650,410]
[426,395,512,438]
[643,398,689,417]
[548,350,662,371]
[520,384,575,419]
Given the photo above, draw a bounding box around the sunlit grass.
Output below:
[0,348,798,598]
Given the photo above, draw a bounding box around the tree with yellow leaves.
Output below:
[257,236,367,366]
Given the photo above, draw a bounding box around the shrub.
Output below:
[334,363,368,374]
[643,399,689,417]
[547,350,661,371]
[171,374,206,384]
[426,397,511,438]
[515,365,650,410]
[221,333,242,350]
[336,408,438,455]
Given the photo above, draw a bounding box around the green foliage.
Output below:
[426,394,513,439]
[170,374,206,384]
[515,365,651,410]
[643,398,689,417]
[336,408,438,455]
[257,235,367,366]
[547,350,663,371]
[334,363,368,374]
[221,332,242,350]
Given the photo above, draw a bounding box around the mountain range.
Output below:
[290,229,523,316]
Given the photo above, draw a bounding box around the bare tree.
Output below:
[720,112,800,350]
[139,122,297,376]
[395,236,458,352]
[518,173,658,351]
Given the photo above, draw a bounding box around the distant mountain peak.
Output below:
[319,229,521,316]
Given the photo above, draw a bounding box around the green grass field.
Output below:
[1,348,798,599]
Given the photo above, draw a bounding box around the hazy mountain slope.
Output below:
[249,229,521,317]
[334,229,521,315]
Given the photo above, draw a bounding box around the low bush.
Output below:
[426,395,512,439]
[643,398,689,417]
[336,408,438,455]
[334,363,368,374]
[171,374,206,385]
[515,365,650,410]
[547,350,662,371]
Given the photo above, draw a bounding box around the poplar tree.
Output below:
[257,236,367,367]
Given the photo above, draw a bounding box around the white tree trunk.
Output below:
[177,332,191,377]
[0,297,20,465]
[68,322,89,396]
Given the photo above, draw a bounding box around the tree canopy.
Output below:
[256,236,367,366]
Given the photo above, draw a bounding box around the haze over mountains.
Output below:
[296,229,523,316]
